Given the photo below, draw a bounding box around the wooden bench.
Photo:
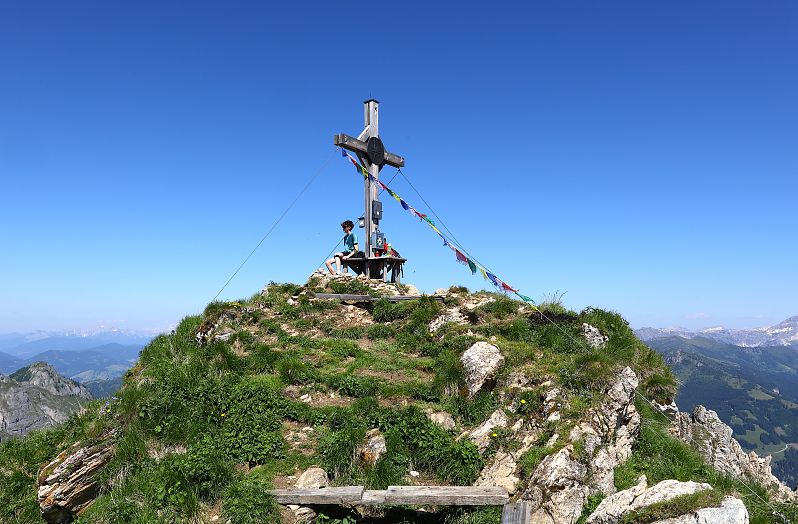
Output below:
[269,485,531,522]
[341,256,406,284]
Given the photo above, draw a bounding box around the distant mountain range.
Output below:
[636,315,798,348]
[645,331,798,487]
[0,330,155,358]
[0,330,152,401]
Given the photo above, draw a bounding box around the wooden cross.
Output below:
[334,99,405,277]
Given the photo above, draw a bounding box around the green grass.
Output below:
[0,283,785,524]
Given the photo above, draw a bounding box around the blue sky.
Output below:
[1,1,795,333]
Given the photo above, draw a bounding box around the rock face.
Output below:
[569,367,640,495]
[1,363,92,439]
[524,447,589,524]
[673,405,798,502]
[460,341,504,397]
[585,476,729,524]
[428,307,468,333]
[37,432,115,523]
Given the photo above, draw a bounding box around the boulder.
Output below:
[586,478,711,524]
[37,433,115,523]
[359,429,387,466]
[649,496,749,524]
[582,323,608,349]
[294,467,329,489]
[427,411,456,431]
[461,342,504,397]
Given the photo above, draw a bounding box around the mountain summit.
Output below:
[0,277,796,523]
[1,362,91,440]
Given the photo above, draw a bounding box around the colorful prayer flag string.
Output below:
[340,150,538,308]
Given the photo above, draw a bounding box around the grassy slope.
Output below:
[0,281,790,523]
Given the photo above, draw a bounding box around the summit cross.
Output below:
[334,99,405,275]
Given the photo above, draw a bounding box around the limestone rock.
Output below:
[585,476,648,524]
[294,467,329,489]
[674,405,797,502]
[461,342,504,397]
[582,323,608,349]
[37,433,115,523]
[359,429,387,466]
[428,308,468,333]
[293,506,317,523]
[427,411,456,431]
[469,409,508,451]
[1,363,92,439]
[649,496,749,524]
[475,451,519,494]
[586,478,712,524]
[524,447,589,524]
[569,366,640,495]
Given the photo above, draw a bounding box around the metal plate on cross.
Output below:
[367,136,385,166]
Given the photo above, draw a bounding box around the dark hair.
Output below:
[341,220,354,229]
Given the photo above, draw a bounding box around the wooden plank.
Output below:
[501,502,533,523]
[360,490,388,505]
[269,486,364,505]
[334,133,405,167]
[383,486,509,506]
[314,293,444,303]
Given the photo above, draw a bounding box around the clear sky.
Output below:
[1,1,795,334]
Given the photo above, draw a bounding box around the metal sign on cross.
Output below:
[334,99,405,269]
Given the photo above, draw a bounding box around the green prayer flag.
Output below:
[517,294,534,303]
[467,259,477,274]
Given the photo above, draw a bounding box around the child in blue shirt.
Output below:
[325,220,359,275]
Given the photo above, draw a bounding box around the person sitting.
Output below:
[325,220,359,275]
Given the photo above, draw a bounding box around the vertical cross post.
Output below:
[363,100,379,274]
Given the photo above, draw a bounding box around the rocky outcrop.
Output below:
[426,410,456,430]
[524,447,589,524]
[37,432,115,523]
[1,363,92,439]
[586,477,712,524]
[305,269,420,296]
[460,341,504,397]
[582,323,608,349]
[468,409,509,451]
[650,496,748,524]
[428,307,468,333]
[673,405,797,502]
[568,367,640,495]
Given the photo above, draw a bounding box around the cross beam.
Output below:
[333,100,405,277]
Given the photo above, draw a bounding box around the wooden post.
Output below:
[363,100,379,277]
[500,502,533,524]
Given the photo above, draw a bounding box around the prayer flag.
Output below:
[501,282,518,293]
[400,199,409,211]
[516,293,534,303]
[467,259,478,274]
[486,272,499,287]
[479,268,488,280]
[455,249,468,265]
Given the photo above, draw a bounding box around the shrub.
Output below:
[367,323,395,339]
[222,474,280,524]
